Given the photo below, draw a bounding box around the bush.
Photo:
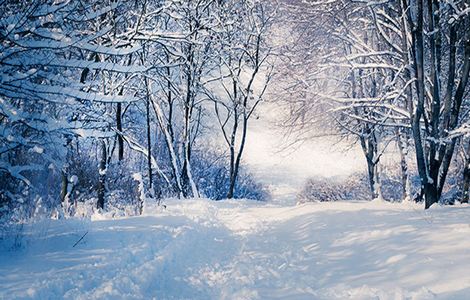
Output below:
[1,132,268,223]
[191,147,269,201]
[297,169,421,203]
[297,174,370,203]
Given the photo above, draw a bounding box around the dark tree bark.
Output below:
[60,138,73,210]
[116,102,124,161]
[407,0,438,208]
[60,171,68,204]
[115,54,132,162]
[436,36,470,198]
[426,0,442,200]
[226,79,239,199]
[401,0,470,208]
[181,99,193,198]
[462,140,470,203]
[359,128,381,200]
[97,140,107,210]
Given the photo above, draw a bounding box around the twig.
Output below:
[73,231,88,248]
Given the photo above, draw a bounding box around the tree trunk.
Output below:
[227,143,237,199]
[409,0,438,209]
[97,140,107,210]
[181,61,199,198]
[397,131,412,201]
[146,88,153,192]
[181,102,197,197]
[116,102,124,161]
[60,139,72,213]
[60,172,72,217]
[366,156,377,199]
[227,79,239,199]
[426,0,442,198]
[359,128,381,200]
[227,142,236,199]
[374,163,383,201]
[150,95,183,198]
[60,170,68,204]
[115,55,132,161]
[462,140,470,203]
[436,31,470,198]
[228,114,249,200]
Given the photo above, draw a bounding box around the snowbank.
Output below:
[1,199,470,299]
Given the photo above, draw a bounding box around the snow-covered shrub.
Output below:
[0,0,267,224]
[191,148,269,201]
[298,169,422,203]
[297,174,370,203]
[65,143,142,213]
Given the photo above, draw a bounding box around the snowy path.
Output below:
[2,199,470,299]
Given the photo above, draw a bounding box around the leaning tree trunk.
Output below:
[150,95,183,198]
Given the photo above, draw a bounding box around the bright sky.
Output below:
[243,104,365,203]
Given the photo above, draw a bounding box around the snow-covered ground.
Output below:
[2,199,470,300]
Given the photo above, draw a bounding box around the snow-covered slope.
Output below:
[2,199,470,299]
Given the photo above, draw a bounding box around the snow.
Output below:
[243,103,364,204]
[70,175,79,186]
[31,146,44,154]
[2,199,470,299]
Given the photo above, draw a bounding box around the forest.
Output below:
[1,0,274,220]
[1,0,470,299]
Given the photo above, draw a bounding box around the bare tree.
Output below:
[402,0,470,208]
[206,0,273,199]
